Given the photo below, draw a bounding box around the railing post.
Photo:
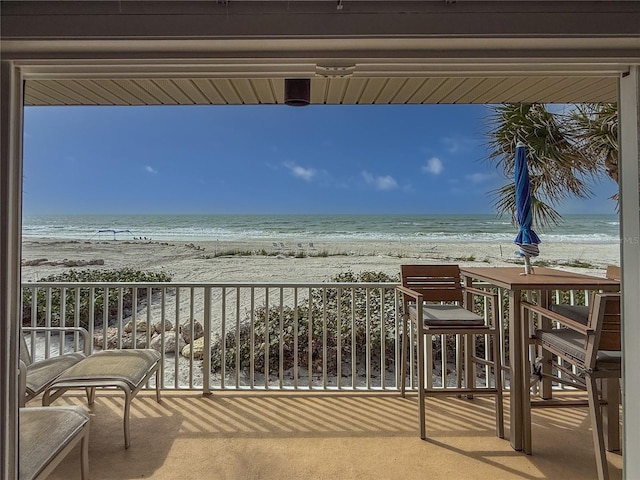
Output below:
[160,288,166,389]
[351,288,356,390]
[337,287,342,390]
[380,287,386,389]
[263,287,268,389]
[293,288,299,389]
[173,287,180,389]
[146,287,152,351]
[308,287,313,390]
[203,286,211,395]
[132,287,138,352]
[74,287,81,352]
[365,287,371,389]
[279,287,284,389]
[60,287,66,353]
[45,287,51,358]
[250,288,255,389]
[189,287,195,389]
[117,288,124,349]
[322,287,327,389]
[395,288,400,390]
[236,287,241,389]
[29,286,37,355]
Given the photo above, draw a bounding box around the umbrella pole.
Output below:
[523,255,533,275]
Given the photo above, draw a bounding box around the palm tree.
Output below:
[485,103,618,228]
[569,102,619,189]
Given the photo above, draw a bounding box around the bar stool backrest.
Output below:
[585,292,621,368]
[400,264,463,303]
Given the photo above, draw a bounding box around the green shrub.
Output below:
[21,268,172,328]
[210,270,399,376]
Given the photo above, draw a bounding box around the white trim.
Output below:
[0,60,24,480]
[1,2,640,477]
[12,60,635,80]
[619,66,640,480]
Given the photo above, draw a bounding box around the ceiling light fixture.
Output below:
[284,78,311,107]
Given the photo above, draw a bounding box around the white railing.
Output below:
[20,281,591,393]
[21,282,401,391]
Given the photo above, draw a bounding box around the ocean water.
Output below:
[21,214,620,244]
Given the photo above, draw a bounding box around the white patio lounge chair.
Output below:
[21,326,161,448]
[19,360,90,480]
[20,327,90,407]
[43,348,161,448]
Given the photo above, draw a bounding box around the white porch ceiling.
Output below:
[25,75,618,106]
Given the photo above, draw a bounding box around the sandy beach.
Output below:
[21,236,621,283]
[20,236,621,387]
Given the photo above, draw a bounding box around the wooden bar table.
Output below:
[459,266,619,453]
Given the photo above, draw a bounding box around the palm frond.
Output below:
[568,103,619,183]
[484,103,614,228]
[491,182,561,230]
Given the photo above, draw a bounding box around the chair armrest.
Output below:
[521,301,591,335]
[22,327,91,356]
[463,286,499,307]
[463,286,494,299]
[19,360,28,406]
[462,286,499,322]
[396,285,424,303]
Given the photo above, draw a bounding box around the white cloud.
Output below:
[422,157,443,175]
[283,161,316,181]
[442,137,461,154]
[145,165,158,174]
[466,172,495,183]
[362,171,398,191]
[442,136,476,154]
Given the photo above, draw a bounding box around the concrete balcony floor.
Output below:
[38,390,622,480]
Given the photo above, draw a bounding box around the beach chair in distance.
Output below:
[522,292,622,480]
[397,264,504,440]
[19,360,90,480]
[308,242,315,249]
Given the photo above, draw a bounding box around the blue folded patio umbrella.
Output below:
[514,143,540,274]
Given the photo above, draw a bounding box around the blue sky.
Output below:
[22,104,618,215]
